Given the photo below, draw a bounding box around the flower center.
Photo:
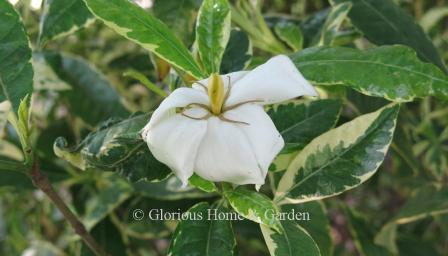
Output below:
[208,73,226,115]
[179,74,263,125]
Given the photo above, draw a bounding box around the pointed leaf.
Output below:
[275,104,399,204]
[196,0,231,74]
[292,46,448,101]
[318,2,351,46]
[83,0,204,79]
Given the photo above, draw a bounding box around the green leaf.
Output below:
[188,173,217,193]
[292,46,448,102]
[0,0,34,114]
[83,0,204,79]
[0,101,11,139]
[282,202,333,256]
[331,0,447,72]
[389,185,448,225]
[133,175,215,200]
[268,99,342,153]
[223,186,281,231]
[168,202,237,256]
[196,0,231,74]
[38,0,93,47]
[275,104,399,205]
[260,219,321,256]
[83,173,133,230]
[274,22,303,52]
[318,2,351,46]
[220,29,252,74]
[41,52,129,125]
[344,207,392,256]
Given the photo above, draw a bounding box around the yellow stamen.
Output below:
[208,73,225,115]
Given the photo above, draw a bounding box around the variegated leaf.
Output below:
[275,104,399,205]
[223,186,281,231]
[83,0,204,79]
[196,0,231,74]
[318,2,351,46]
[261,219,320,256]
[292,46,448,101]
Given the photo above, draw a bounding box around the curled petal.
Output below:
[194,117,265,185]
[225,55,318,107]
[146,88,209,129]
[142,108,208,186]
[224,104,284,179]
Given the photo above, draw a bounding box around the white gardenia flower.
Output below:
[141,55,318,187]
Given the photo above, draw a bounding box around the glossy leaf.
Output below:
[220,29,252,74]
[275,104,399,204]
[344,207,392,256]
[83,0,204,79]
[268,99,342,153]
[168,202,236,256]
[223,186,281,231]
[0,0,33,113]
[318,2,351,46]
[196,0,231,74]
[260,219,320,256]
[42,52,129,125]
[332,0,447,72]
[292,46,448,102]
[38,0,93,47]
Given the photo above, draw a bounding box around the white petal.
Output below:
[146,87,209,129]
[224,104,284,178]
[194,116,265,185]
[192,71,249,93]
[225,55,318,106]
[142,108,208,186]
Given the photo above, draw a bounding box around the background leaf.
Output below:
[220,29,252,74]
[332,0,447,72]
[41,52,129,125]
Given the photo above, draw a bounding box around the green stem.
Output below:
[123,70,167,97]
